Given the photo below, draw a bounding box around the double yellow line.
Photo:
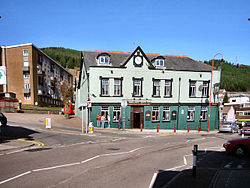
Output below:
[18,139,45,149]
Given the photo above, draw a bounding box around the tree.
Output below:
[223,92,229,104]
[60,82,73,119]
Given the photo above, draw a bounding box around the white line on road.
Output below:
[0,147,144,185]
[149,172,158,188]
[0,171,31,185]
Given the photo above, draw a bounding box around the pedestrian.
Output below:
[107,114,111,128]
[101,115,105,128]
[96,114,101,127]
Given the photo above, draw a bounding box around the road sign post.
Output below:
[121,100,127,130]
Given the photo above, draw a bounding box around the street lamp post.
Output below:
[207,53,223,132]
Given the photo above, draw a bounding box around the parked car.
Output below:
[223,138,250,157]
[0,112,7,127]
[240,122,250,135]
[219,122,239,133]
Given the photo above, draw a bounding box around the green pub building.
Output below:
[75,46,221,131]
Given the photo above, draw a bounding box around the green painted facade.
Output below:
[76,46,221,130]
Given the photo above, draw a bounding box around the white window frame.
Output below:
[24,83,30,89]
[99,56,110,64]
[101,79,109,96]
[200,106,207,121]
[164,80,172,97]
[114,79,121,96]
[24,61,29,67]
[202,82,209,97]
[153,80,160,97]
[23,49,29,56]
[113,106,121,122]
[189,81,196,97]
[101,106,109,120]
[154,59,164,67]
[163,106,170,121]
[152,106,160,121]
[133,79,142,97]
[187,106,195,121]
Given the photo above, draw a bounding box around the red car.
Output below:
[240,122,250,135]
[223,138,250,156]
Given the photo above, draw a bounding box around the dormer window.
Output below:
[152,56,165,68]
[99,56,110,64]
[97,53,111,65]
[154,59,164,67]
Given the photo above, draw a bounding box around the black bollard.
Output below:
[192,145,198,176]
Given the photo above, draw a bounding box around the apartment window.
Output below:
[133,78,142,97]
[101,106,109,120]
[23,49,28,56]
[163,106,170,121]
[101,78,109,96]
[113,106,121,122]
[189,81,196,97]
[152,106,160,121]
[24,61,29,67]
[153,80,160,97]
[200,107,207,121]
[24,83,30,89]
[164,80,172,97]
[99,56,110,64]
[24,73,30,78]
[114,79,122,96]
[202,81,209,97]
[24,94,31,100]
[187,106,195,121]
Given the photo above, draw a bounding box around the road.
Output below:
[0,121,249,188]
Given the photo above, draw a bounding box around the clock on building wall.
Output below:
[133,55,143,67]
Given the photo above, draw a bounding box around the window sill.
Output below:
[162,120,170,122]
[152,120,160,122]
[100,95,110,97]
[152,95,161,98]
[187,120,195,122]
[164,96,172,98]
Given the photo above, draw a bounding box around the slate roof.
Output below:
[82,47,213,72]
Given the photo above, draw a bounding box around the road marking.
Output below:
[18,139,44,149]
[0,147,144,185]
[0,171,31,185]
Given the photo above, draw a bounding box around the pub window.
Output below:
[153,80,160,97]
[187,106,195,121]
[113,106,121,122]
[200,106,207,121]
[189,81,196,97]
[101,78,109,96]
[101,106,109,120]
[202,81,209,97]
[133,78,142,97]
[114,79,122,96]
[164,80,172,97]
[152,106,160,121]
[163,106,170,121]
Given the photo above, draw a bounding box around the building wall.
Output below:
[76,49,221,130]
[6,45,34,105]
[3,44,73,106]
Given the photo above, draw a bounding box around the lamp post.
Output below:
[207,53,223,132]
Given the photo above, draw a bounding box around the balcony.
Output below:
[22,66,30,72]
[23,88,30,94]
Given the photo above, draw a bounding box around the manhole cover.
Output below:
[107,148,120,151]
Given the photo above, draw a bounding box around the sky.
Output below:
[1,0,250,65]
